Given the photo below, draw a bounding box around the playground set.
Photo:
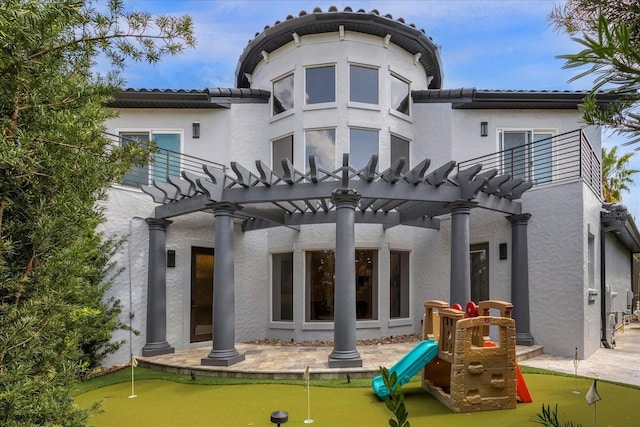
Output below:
[373,299,532,413]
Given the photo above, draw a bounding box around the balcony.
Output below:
[106,133,226,189]
[457,129,602,197]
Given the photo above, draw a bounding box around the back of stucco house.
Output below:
[98,7,640,368]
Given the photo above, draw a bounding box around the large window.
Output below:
[272,252,294,322]
[499,130,554,183]
[350,64,378,104]
[272,135,293,176]
[305,65,335,104]
[120,131,181,187]
[390,251,410,319]
[305,249,378,321]
[305,128,335,171]
[390,134,410,174]
[272,73,294,115]
[390,74,410,115]
[349,128,378,170]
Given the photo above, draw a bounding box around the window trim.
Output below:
[349,126,380,171]
[271,71,295,117]
[496,128,557,184]
[302,246,381,325]
[304,63,337,107]
[270,251,295,324]
[304,127,337,172]
[389,71,411,118]
[348,62,381,109]
[390,132,411,173]
[388,248,412,321]
[115,128,184,188]
[271,133,294,176]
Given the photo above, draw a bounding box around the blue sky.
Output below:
[113,0,639,218]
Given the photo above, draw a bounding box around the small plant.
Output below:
[379,366,410,427]
[532,404,582,427]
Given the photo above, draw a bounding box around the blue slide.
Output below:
[372,339,439,399]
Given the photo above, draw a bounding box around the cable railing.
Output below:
[104,132,226,188]
[457,129,602,197]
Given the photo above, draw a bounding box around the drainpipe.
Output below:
[600,228,610,348]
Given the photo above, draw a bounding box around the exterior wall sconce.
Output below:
[167,249,176,268]
[480,121,488,137]
[499,243,507,260]
[192,121,200,139]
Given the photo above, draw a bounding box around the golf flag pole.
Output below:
[572,347,580,394]
[129,354,138,398]
[304,366,313,424]
[585,379,601,427]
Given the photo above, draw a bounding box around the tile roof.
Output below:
[109,88,270,109]
[412,88,621,109]
[235,6,443,89]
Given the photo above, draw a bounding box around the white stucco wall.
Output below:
[522,182,586,357]
[605,233,633,324]
[106,108,233,165]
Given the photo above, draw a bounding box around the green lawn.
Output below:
[74,368,640,426]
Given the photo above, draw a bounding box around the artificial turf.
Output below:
[74,368,640,426]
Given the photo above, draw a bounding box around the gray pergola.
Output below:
[140,154,535,367]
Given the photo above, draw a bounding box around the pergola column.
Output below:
[450,202,476,306]
[142,218,175,357]
[507,213,534,345]
[328,190,363,368]
[201,203,245,366]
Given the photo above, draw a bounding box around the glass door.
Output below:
[470,243,489,302]
[190,247,214,343]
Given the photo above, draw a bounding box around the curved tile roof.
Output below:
[235,6,443,89]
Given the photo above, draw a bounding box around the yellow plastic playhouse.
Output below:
[421,299,531,413]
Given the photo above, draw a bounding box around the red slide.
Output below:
[516,364,533,403]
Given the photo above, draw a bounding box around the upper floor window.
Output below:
[390,134,410,174]
[350,128,378,170]
[499,129,554,183]
[305,65,335,104]
[390,74,410,115]
[120,130,181,187]
[272,73,294,115]
[305,128,335,171]
[350,64,378,104]
[272,134,293,176]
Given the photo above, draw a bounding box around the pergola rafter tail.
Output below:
[143,154,531,228]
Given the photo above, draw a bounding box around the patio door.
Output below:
[470,243,489,302]
[500,130,554,183]
[190,246,214,343]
